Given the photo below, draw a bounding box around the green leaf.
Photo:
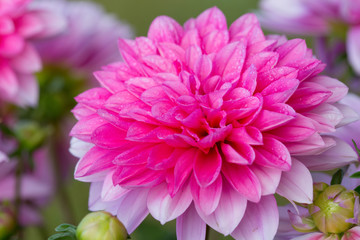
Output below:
[352,140,360,156]
[55,223,77,234]
[331,169,344,185]
[350,171,360,179]
[48,232,76,240]
[354,185,360,195]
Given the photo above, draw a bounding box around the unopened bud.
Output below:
[309,184,358,234]
[0,206,16,239]
[76,211,127,240]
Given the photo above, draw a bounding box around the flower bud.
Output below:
[309,184,358,234]
[288,210,317,233]
[0,206,16,239]
[14,121,48,151]
[76,211,127,240]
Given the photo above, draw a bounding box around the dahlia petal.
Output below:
[333,102,359,127]
[0,17,14,34]
[231,196,279,240]
[69,137,94,159]
[191,175,222,215]
[13,74,38,106]
[286,134,336,156]
[126,77,157,96]
[74,147,118,182]
[194,148,222,187]
[101,170,130,202]
[75,88,112,109]
[148,16,183,44]
[222,163,261,202]
[342,226,360,240]
[89,182,119,214]
[147,144,176,170]
[303,104,343,133]
[197,125,232,149]
[95,71,124,93]
[276,158,313,204]
[176,204,206,240]
[309,76,348,103]
[227,126,263,145]
[10,44,41,73]
[292,233,326,240]
[195,7,227,36]
[261,77,299,105]
[116,188,150,233]
[194,55,212,81]
[238,64,257,94]
[288,83,332,111]
[170,148,197,196]
[158,42,185,62]
[246,51,279,73]
[213,41,246,83]
[229,13,265,44]
[70,115,105,141]
[252,104,296,131]
[27,10,66,38]
[250,164,281,195]
[203,30,229,54]
[180,29,201,49]
[113,165,164,187]
[268,114,316,142]
[196,181,247,235]
[0,34,24,57]
[276,39,307,65]
[254,137,292,171]
[221,142,255,165]
[0,63,18,98]
[256,66,298,92]
[297,137,358,171]
[136,37,157,56]
[147,182,192,224]
[347,26,360,75]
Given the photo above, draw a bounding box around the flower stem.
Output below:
[205,225,210,240]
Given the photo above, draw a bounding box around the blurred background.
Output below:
[26,1,259,239]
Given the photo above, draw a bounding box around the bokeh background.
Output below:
[26,1,259,239]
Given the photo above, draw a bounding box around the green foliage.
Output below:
[331,169,344,185]
[48,224,77,240]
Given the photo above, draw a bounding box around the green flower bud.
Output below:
[76,211,127,240]
[288,210,317,233]
[309,184,358,234]
[0,206,16,239]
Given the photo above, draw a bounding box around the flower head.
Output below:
[0,0,65,106]
[258,0,360,76]
[70,7,358,240]
[33,0,133,81]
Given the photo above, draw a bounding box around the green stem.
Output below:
[50,125,76,224]
[205,225,210,240]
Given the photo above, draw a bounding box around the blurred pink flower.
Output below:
[258,0,360,76]
[70,7,358,240]
[0,0,65,106]
[33,0,133,80]
[0,150,53,226]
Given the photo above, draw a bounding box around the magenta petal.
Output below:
[276,39,307,66]
[10,44,41,73]
[231,196,279,240]
[221,142,255,165]
[250,164,281,195]
[148,16,184,44]
[297,137,358,171]
[191,175,222,215]
[261,77,299,105]
[194,148,222,187]
[222,163,261,202]
[75,88,112,109]
[116,188,150,233]
[176,203,206,240]
[276,158,313,204]
[254,137,292,171]
[170,148,197,196]
[347,26,360,75]
[292,233,325,240]
[147,182,192,224]
[253,104,296,131]
[195,7,227,36]
[213,41,246,82]
[310,76,348,103]
[0,63,17,99]
[101,171,130,202]
[91,123,127,149]
[342,226,360,240]
[74,147,118,182]
[70,115,105,141]
[196,181,247,235]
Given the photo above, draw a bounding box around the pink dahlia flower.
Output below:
[258,0,360,76]
[0,0,65,106]
[0,150,53,226]
[70,7,358,240]
[33,0,133,81]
